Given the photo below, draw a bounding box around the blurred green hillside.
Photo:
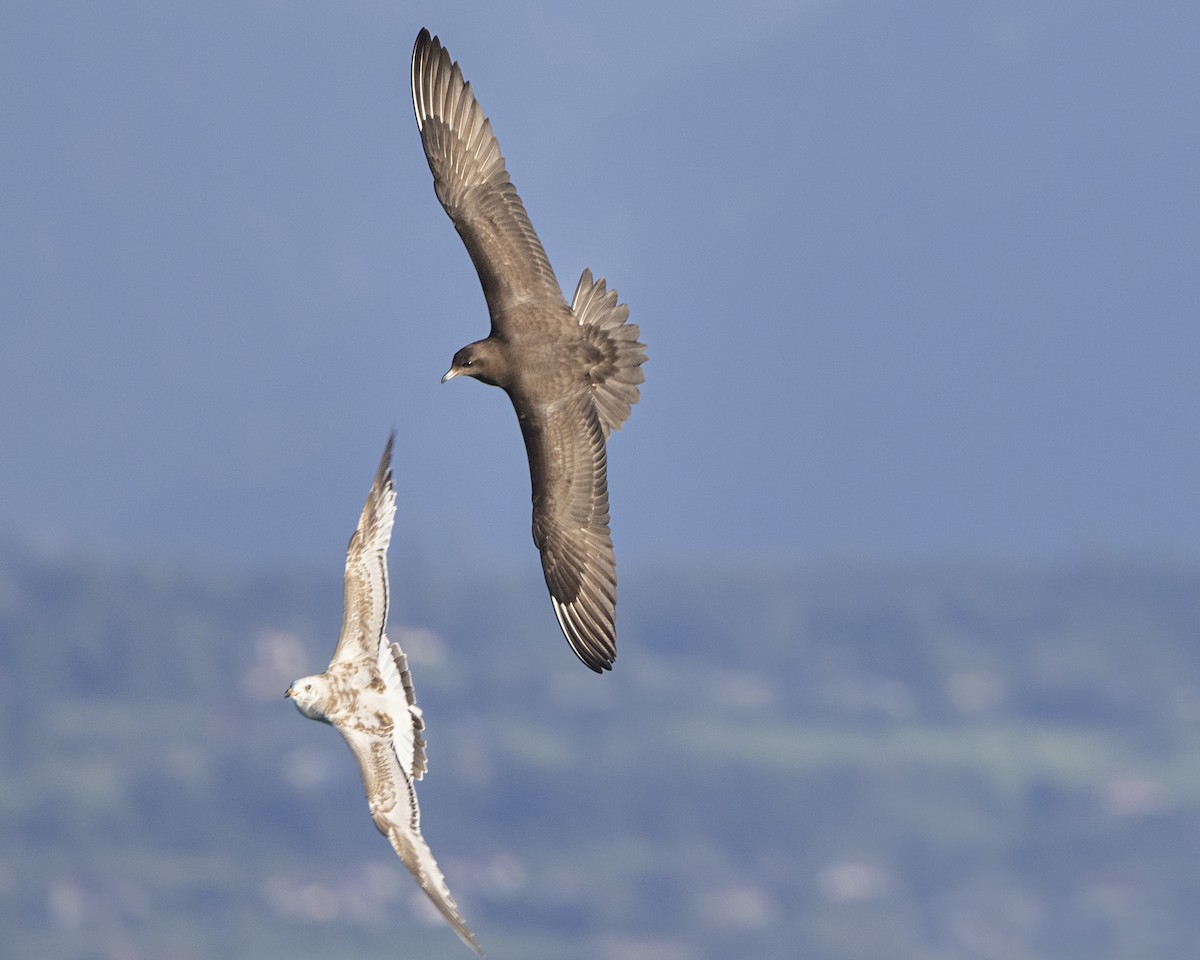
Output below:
[1,541,1198,959]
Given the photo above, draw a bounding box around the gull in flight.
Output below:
[411,28,647,673]
[286,434,482,955]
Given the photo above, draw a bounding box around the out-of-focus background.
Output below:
[1,2,1198,958]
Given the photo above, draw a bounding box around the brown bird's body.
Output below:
[411,28,646,672]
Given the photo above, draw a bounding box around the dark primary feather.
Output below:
[411,28,563,331]
[411,29,646,672]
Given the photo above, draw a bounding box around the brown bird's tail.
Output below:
[572,269,647,438]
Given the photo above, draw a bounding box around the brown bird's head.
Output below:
[442,339,509,388]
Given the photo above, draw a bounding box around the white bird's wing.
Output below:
[332,434,397,665]
[377,639,428,781]
[338,720,481,956]
[306,433,478,952]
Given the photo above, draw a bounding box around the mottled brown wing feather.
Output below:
[333,434,396,664]
[411,29,564,333]
[522,394,618,671]
[339,726,482,956]
[381,640,428,781]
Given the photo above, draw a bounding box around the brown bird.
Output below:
[411,28,646,672]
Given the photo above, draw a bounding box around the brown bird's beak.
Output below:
[284,688,294,699]
[441,366,460,383]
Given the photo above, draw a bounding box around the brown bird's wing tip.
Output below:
[551,599,616,673]
[413,27,442,64]
[574,649,614,674]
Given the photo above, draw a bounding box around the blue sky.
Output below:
[2,1,1197,573]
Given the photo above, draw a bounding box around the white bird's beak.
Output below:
[441,367,459,383]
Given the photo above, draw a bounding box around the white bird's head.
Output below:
[285,674,333,724]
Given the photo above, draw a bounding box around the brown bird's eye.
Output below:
[305,684,312,692]
[413,26,644,680]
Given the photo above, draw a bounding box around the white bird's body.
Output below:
[287,434,481,955]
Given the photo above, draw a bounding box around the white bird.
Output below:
[286,434,482,955]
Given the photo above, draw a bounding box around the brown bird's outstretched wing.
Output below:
[411,29,565,333]
[520,393,618,672]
